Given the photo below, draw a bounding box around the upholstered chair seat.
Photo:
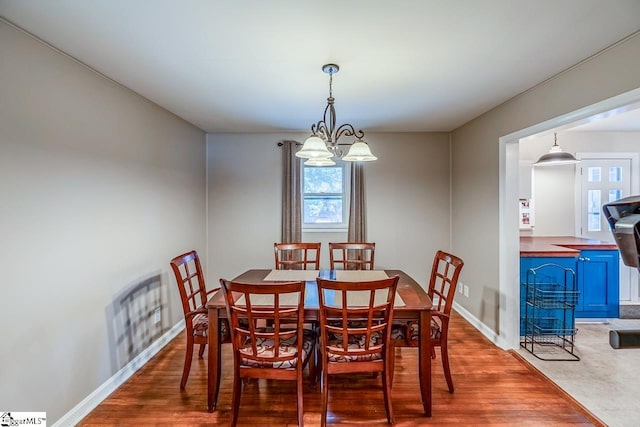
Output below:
[390,318,442,345]
[325,330,384,362]
[239,330,315,369]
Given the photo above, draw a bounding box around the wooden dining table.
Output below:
[206,269,434,416]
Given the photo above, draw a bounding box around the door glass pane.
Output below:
[609,189,622,202]
[587,189,601,231]
[609,166,622,182]
[587,167,601,182]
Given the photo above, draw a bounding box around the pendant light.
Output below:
[534,133,579,167]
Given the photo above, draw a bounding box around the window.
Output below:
[302,160,349,230]
[587,167,601,182]
[609,166,622,182]
[578,157,631,239]
[587,189,601,231]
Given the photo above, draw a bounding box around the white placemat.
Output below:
[263,269,320,281]
[334,270,389,281]
[322,289,405,307]
[236,291,404,307]
[236,293,302,306]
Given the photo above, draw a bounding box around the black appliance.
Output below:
[603,195,640,271]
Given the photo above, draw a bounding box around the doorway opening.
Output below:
[499,88,640,350]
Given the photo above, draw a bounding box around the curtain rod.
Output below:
[277,141,352,147]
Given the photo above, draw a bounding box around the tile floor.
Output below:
[518,318,640,427]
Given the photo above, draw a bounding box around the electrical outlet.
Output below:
[153,307,161,324]
[458,282,464,294]
[463,285,469,297]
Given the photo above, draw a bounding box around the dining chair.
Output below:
[170,250,229,390]
[274,242,321,270]
[329,242,375,270]
[391,250,464,393]
[316,275,400,426]
[220,279,315,427]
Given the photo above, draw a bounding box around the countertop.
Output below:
[520,236,618,257]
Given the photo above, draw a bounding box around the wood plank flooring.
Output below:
[79,312,602,426]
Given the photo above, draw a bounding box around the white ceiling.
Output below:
[568,105,640,132]
[1,1,640,134]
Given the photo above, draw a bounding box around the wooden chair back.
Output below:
[170,250,224,389]
[221,280,306,367]
[219,279,312,426]
[316,275,399,425]
[428,250,464,319]
[170,250,209,317]
[274,242,321,270]
[329,242,375,270]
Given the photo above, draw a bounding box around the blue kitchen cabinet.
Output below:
[576,250,619,318]
[520,250,620,333]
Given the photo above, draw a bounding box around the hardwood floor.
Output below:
[79,312,602,426]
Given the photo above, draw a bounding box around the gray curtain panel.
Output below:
[281,140,302,243]
[348,162,367,242]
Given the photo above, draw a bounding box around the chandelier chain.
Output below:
[329,68,333,98]
[310,63,364,151]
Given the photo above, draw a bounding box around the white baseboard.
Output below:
[52,321,185,427]
[453,302,510,349]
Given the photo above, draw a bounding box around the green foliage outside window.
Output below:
[303,166,344,224]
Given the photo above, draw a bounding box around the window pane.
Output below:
[609,166,622,182]
[609,189,622,202]
[587,167,601,182]
[303,196,342,223]
[303,167,343,193]
[587,189,601,231]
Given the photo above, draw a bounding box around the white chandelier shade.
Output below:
[342,140,378,162]
[304,157,337,166]
[295,136,333,159]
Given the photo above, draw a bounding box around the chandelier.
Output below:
[295,64,377,166]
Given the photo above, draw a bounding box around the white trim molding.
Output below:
[453,302,510,349]
[52,321,185,427]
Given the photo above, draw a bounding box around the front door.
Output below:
[577,155,637,304]
[578,158,631,241]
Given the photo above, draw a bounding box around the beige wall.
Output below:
[451,32,640,342]
[0,21,206,422]
[206,132,451,288]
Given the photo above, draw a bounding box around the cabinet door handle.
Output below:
[579,257,584,261]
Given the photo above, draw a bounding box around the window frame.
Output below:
[301,159,350,232]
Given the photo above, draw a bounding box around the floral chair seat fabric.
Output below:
[192,312,231,342]
[239,329,315,369]
[390,316,442,346]
[325,331,384,362]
